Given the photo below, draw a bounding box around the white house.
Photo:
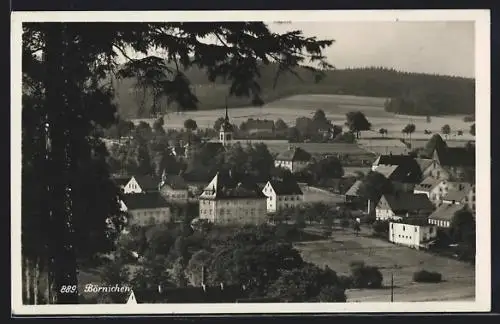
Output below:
[158,171,189,202]
[389,220,438,250]
[375,192,434,221]
[428,203,468,228]
[413,176,447,207]
[123,175,160,194]
[442,182,476,213]
[274,146,312,173]
[262,180,304,213]
[198,170,267,225]
[120,192,171,226]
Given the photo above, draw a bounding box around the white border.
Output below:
[11,9,491,315]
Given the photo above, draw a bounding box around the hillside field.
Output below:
[131,94,475,154]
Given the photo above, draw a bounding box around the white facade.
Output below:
[261,182,303,213]
[428,218,451,228]
[120,200,171,226]
[199,198,267,225]
[389,222,438,250]
[219,130,233,147]
[123,177,142,194]
[274,159,309,173]
[160,185,189,202]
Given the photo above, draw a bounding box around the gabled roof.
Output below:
[373,154,415,167]
[200,171,266,200]
[414,176,443,192]
[380,193,434,213]
[442,182,474,202]
[428,203,467,221]
[267,180,303,195]
[133,175,161,191]
[373,165,399,178]
[276,147,312,162]
[435,146,475,167]
[345,180,363,197]
[112,175,132,187]
[160,175,188,190]
[121,192,170,210]
[415,158,434,173]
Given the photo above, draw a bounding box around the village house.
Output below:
[274,146,312,173]
[375,192,434,221]
[389,218,438,250]
[123,175,160,194]
[120,192,171,226]
[262,179,304,214]
[442,182,476,213]
[371,154,415,172]
[111,174,132,193]
[198,170,267,225]
[372,164,421,193]
[344,180,363,204]
[413,176,448,206]
[428,203,467,228]
[415,157,450,180]
[429,143,475,181]
[158,170,189,202]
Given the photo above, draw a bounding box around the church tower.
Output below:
[219,103,234,147]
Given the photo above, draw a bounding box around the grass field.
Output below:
[294,230,475,302]
[301,185,345,204]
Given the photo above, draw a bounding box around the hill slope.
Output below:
[111,65,475,119]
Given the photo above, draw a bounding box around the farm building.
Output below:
[372,164,422,193]
[427,203,468,228]
[123,175,161,194]
[389,219,438,250]
[111,174,132,192]
[120,192,171,226]
[274,146,312,173]
[413,176,447,206]
[262,179,304,214]
[371,154,415,171]
[415,158,450,180]
[344,180,363,203]
[198,170,267,225]
[375,192,434,221]
[442,182,476,213]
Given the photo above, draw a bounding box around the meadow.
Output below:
[295,230,475,302]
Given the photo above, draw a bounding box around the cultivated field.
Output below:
[301,185,345,204]
[294,230,475,302]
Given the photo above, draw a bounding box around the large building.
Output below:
[413,176,447,206]
[442,182,476,213]
[120,192,171,226]
[262,179,304,214]
[428,203,467,228]
[198,170,267,225]
[158,170,189,203]
[123,175,160,194]
[375,192,434,221]
[274,146,312,173]
[389,219,438,250]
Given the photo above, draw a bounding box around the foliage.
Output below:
[357,171,394,202]
[402,123,416,136]
[266,264,344,302]
[423,133,447,158]
[183,118,198,131]
[345,111,371,138]
[303,156,344,182]
[463,115,475,122]
[450,208,475,245]
[378,128,388,137]
[130,255,173,291]
[349,261,383,289]
[371,220,389,237]
[470,123,475,136]
[275,118,289,131]
[98,258,131,303]
[185,249,213,286]
[441,124,451,137]
[332,131,356,143]
[413,270,442,283]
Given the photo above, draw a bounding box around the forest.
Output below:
[111,65,475,118]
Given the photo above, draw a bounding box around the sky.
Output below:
[268,21,475,78]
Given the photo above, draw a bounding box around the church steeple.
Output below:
[219,96,234,146]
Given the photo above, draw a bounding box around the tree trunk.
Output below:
[44,23,79,304]
[23,257,31,304]
[34,257,39,304]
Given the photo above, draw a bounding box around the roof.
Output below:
[200,171,267,200]
[415,158,434,173]
[160,175,188,190]
[428,203,468,222]
[220,106,234,133]
[345,180,363,197]
[121,192,170,210]
[435,146,475,167]
[442,182,474,202]
[373,165,398,178]
[267,180,303,195]
[380,193,434,213]
[276,147,312,162]
[129,284,249,303]
[373,154,416,167]
[414,176,443,192]
[390,216,432,227]
[112,175,132,187]
[133,175,161,192]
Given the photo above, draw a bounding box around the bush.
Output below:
[338,275,353,289]
[372,220,389,238]
[349,261,384,289]
[413,270,442,283]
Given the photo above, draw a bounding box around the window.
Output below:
[403,226,405,231]
[391,224,393,229]
[415,227,417,233]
